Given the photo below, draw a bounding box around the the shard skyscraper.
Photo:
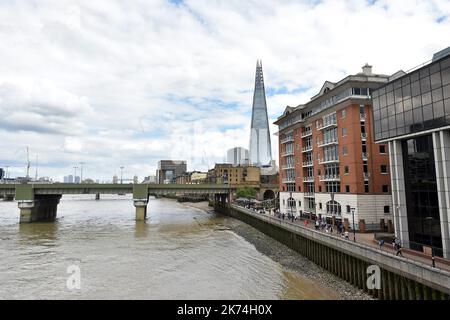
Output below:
[249,59,272,167]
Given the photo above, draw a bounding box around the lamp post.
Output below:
[350,207,356,242]
[120,166,124,184]
[73,166,78,183]
[425,216,435,268]
[79,162,85,183]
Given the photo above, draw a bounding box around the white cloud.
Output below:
[0,0,449,180]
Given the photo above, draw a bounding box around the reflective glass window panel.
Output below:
[422,92,432,105]
[419,67,430,79]
[374,120,381,134]
[395,102,403,114]
[420,76,431,93]
[386,83,394,92]
[374,110,381,122]
[402,84,411,100]
[433,101,445,118]
[430,63,440,75]
[389,116,396,132]
[442,68,450,86]
[412,95,422,109]
[432,88,443,103]
[444,84,450,100]
[403,98,412,111]
[381,117,388,132]
[387,91,394,105]
[413,107,423,123]
[423,103,433,122]
[388,104,395,117]
[441,57,450,69]
[410,72,419,82]
[394,88,402,103]
[404,111,413,127]
[379,94,387,108]
[396,113,405,127]
[430,71,442,90]
[411,80,421,96]
[444,98,450,115]
[394,80,402,90]
[402,76,410,86]
[373,97,380,111]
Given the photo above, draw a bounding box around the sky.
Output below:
[0,0,449,182]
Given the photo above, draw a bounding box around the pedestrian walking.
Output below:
[378,239,385,250]
[394,239,403,256]
[344,231,349,240]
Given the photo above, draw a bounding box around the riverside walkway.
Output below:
[244,206,450,272]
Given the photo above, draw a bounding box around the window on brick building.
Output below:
[365,185,369,193]
[319,186,322,192]
[382,185,389,193]
[341,109,346,118]
[379,145,386,154]
[343,146,348,156]
[381,165,388,174]
[342,128,347,137]
[345,185,350,193]
[344,166,349,174]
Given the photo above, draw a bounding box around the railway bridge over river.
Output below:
[0,183,230,223]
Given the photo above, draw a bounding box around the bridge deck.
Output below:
[0,183,230,199]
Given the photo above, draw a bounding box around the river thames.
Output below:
[0,195,367,299]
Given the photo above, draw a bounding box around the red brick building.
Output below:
[274,64,393,231]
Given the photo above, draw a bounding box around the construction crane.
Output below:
[26,147,30,179]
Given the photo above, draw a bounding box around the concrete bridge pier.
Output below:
[134,199,148,221]
[95,193,100,200]
[18,195,62,223]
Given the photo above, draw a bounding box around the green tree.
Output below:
[236,187,257,199]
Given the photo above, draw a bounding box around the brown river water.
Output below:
[0,195,340,299]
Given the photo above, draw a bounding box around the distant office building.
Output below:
[156,160,187,184]
[210,164,260,185]
[142,175,157,184]
[112,175,118,184]
[175,171,207,184]
[227,147,249,166]
[65,175,74,183]
[133,175,139,184]
[372,47,450,258]
[0,168,4,180]
[74,176,80,183]
[249,60,273,166]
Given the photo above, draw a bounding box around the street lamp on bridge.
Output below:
[350,207,356,242]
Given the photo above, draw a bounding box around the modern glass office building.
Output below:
[372,47,450,258]
[249,60,273,167]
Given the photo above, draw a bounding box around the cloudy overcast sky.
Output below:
[0,0,449,181]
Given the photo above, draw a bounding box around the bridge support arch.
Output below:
[18,194,62,223]
[133,184,149,221]
[134,200,148,221]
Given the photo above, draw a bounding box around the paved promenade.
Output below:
[242,206,450,272]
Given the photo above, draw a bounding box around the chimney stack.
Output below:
[362,63,372,75]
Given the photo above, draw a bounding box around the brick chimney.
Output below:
[362,63,372,75]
